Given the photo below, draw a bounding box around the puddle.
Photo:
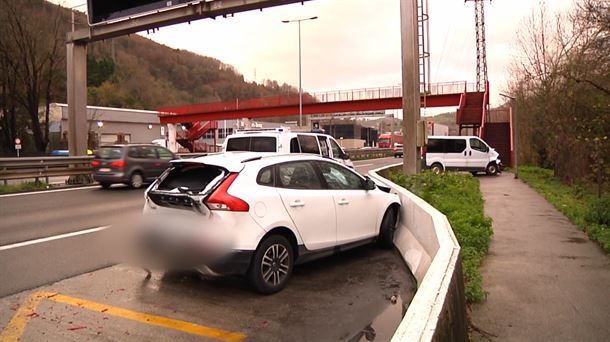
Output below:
[562,237,587,244]
[348,295,406,341]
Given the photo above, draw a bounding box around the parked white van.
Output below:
[424,136,501,175]
[222,128,355,168]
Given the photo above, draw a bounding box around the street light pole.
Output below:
[499,93,518,179]
[282,16,318,127]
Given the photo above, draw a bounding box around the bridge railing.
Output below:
[312,81,477,103]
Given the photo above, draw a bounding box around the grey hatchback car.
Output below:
[92,144,176,189]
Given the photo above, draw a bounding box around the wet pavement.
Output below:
[0,245,415,341]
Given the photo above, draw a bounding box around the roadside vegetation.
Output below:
[518,166,610,254]
[0,181,48,194]
[390,171,493,303]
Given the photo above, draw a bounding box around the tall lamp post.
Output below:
[282,16,318,127]
[499,93,518,179]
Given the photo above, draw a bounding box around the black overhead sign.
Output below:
[87,0,195,25]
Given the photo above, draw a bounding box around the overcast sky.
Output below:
[55,0,575,114]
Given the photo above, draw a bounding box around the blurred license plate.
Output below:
[99,168,111,172]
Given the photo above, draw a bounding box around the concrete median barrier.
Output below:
[369,164,468,342]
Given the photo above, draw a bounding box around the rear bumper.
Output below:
[93,172,127,184]
[205,250,254,276]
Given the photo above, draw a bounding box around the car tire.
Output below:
[431,163,444,174]
[100,182,112,189]
[129,172,144,189]
[248,235,294,294]
[485,163,499,176]
[378,207,398,249]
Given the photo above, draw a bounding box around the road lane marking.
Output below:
[0,291,247,342]
[0,292,46,342]
[0,226,110,251]
[0,186,101,198]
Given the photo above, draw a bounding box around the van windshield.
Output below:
[226,137,276,152]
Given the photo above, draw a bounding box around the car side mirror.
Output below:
[364,178,376,191]
[342,152,350,160]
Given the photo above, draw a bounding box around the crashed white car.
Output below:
[141,152,400,294]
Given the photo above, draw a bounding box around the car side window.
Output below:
[277,161,322,189]
[446,139,466,153]
[469,138,489,152]
[297,135,320,155]
[141,146,157,159]
[290,137,301,153]
[156,147,174,160]
[127,146,139,158]
[250,137,277,152]
[329,139,343,159]
[318,137,330,157]
[317,161,363,190]
[257,166,274,187]
[426,139,444,153]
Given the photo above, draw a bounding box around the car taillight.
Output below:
[111,160,125,168]
[91,160,100,167]
[206,173,249,212]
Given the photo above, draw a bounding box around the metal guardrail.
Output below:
[0,156,94,185]
[0,149,395,185]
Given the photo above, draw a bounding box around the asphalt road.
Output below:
[0,157,402,297]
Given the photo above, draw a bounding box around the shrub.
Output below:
[390,171,493,302]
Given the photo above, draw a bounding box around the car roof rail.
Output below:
[235,127,291,134]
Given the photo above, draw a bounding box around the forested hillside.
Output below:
[0,0,297,155]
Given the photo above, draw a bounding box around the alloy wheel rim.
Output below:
[261,244,290,286]
[132,174,143,187]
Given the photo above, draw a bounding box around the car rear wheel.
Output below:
[129,172,144,189]
[248,235,294,294]
[431,163,444,174]
[485,162,499,176]
[378,207,398,249]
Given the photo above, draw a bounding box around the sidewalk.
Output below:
[471,172,610,341]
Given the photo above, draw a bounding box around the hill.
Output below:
[0,0,297,154]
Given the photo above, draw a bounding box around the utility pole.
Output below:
[400,0,422,174]
[465,0,491,92]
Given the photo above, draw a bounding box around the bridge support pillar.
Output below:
[67,41,88,157]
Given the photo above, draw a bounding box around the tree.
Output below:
[0,0,64,154]
[507,0,609,194]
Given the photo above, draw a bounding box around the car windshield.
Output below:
[96,147,123,159]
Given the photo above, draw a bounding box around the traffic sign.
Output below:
[15,144,22,150]
[15,138,21,145]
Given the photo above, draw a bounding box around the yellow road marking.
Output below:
[0,292,47,342]
[1,291,246,342]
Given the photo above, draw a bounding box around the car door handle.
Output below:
[289,200,305,207]
[337,199,349,205]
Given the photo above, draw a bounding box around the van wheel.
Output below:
[430,163,444,174]
[485,163,499,176]
[129,172,144,189]
[248,235,294,294]
[378,207,398,249]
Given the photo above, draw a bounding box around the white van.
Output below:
[424,136,501,175]
[222,128,354,168]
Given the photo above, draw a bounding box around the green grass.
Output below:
[0,181,48,194]
[518,166,610,254]
[390,171,493,303]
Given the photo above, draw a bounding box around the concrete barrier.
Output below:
[369,164,468,342]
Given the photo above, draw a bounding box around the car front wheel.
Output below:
[485,162,499,176]
[248,235,294,294]
[378,207,398,249]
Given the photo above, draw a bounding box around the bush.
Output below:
[390,171,493,302]
[0,181,48,194]
[586,196,610,226]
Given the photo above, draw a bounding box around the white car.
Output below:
[222,127,355,168]
[141,152,400,294]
